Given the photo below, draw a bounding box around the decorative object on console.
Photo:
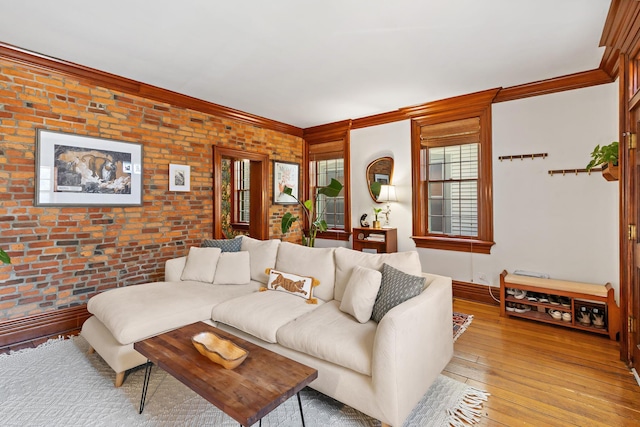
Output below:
[169,163,190,192]
[366,156,394,202]
[34,129,143,207]
[377,184,398,227]
[585,140,619,181]
[262,268,319,304]
[372,207,383,229]
[280,178,343,247]
[273,161,299,204]
[359,213,369,227]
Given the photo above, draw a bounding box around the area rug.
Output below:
[0,321,485,427]
[453,312,473,342]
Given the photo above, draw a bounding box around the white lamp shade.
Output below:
[377,185,398,202]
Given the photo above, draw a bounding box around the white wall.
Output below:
[348,83,620,300]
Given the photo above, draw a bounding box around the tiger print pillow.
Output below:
[262,268,320,304]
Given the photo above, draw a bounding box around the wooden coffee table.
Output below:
[133,322,318,427]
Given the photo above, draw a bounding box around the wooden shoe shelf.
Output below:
[499,270,620,340]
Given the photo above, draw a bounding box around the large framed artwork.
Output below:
[35,129,143,206]
[273,160,299,205]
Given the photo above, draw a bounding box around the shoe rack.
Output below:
[499,270,620,340]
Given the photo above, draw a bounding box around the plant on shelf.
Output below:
[280,178,343,247]
[372,207,383,228]
[0,248,10,265]
[586,141,619,181]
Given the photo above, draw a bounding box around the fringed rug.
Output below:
[453,312,474,342]
[0,318,485,427]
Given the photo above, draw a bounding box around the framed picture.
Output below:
[273,161,299,204]
[374,173,390,185]
[169,164,190,192]
[35,129,143,207]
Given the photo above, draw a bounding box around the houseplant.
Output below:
[586,141,619,181]
[280,178,343,247]
[0,248,10,264]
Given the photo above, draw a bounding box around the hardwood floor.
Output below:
[450,299,640,426]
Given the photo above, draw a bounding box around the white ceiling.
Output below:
[0,0,611,128]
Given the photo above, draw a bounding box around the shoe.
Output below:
[513,289,527,300]
[506,302,516,312]
[577,306,591,326]
[562,312,572,322]
[527,294,538,302]
[560,297,571,308]
[506,288,516,296]
[538,294,549,303]
[591,308,605,329]
[515,304,531,313]
[549,296,560,305]
[549,309,562,320]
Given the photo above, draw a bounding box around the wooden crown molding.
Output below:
[599,0,640,78]
[0,42,303,137]
[303,119,353,141]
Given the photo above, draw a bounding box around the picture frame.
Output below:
[374,173,390,185]
[169,164,191,192]
[273,161,299,204]
[35,129,143,207]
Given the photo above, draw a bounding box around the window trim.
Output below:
[410,90,497,254]
[303,121,352,242]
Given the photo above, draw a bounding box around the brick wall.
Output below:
[0,59,303,320]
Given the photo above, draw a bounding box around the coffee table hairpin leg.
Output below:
[244,392,306,427]
[139,360,153,414]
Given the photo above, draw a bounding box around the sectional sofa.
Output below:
[81,236,453,427]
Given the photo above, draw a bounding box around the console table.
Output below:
[352,227,397,253]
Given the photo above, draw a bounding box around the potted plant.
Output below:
[0,248,10,265]
[372,207,383,229]
[280,178,343,247]
[586,141,619,181]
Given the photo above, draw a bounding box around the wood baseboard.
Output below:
[0,305,90,348]
[453,280,500,306]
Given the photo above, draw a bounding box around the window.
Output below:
[234,160,250,224]
[304,122,351,241]
[410,91,495,254]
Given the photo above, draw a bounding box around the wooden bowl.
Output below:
[191,331,249,369]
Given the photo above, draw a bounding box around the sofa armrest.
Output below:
[165,256,187,282]
[371,273,453,427]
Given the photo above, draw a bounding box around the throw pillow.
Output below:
[371,263,425,322]
[213,251,251,285]
[262,268,319,304]
[339,265,382,323]
[201,236,242,252]
[180,247,222,283]
[241,236,280,284]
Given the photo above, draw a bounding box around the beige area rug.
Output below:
[0,336,487,427]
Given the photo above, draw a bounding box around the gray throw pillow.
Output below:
[202,236,242,252]
[371,263,425,322]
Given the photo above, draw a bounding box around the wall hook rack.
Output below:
[498,153,548,162]
[548,167,602,176]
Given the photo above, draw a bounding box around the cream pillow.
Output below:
[240,236,280,284]
[180,247,221,283]
[213,251,251,285]
[339,265,382,323]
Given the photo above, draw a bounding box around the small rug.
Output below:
[0,334,487,427]
[453,312,473,342]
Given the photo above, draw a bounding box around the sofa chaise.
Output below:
[81,236,453,427]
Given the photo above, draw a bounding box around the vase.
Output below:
[372,220,381,229]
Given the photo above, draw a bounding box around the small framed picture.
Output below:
[374,173,390,185]
[273,161,299,204]
[169,164,190,192]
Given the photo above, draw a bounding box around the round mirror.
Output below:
[366,157,394,203]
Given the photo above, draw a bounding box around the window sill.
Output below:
[411,236,494,254]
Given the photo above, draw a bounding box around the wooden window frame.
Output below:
[231,159,251,229]
[303,121,352,242]
[410,90,497,254]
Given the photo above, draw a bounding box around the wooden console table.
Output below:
[500,270,620,340]
[352,227,397,253]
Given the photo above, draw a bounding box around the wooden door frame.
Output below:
[212,147,269,240]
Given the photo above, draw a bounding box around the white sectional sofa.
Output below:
[81,236,453,427]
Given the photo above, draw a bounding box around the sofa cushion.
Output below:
[213,251,251,285]
[274,242,336,301]
[211,291,323,343]
[334,247,422,301]
[277,301,377,376]
[265,269,317,302]
[371,263,425,322]
[339,265,382,323]
[241,236,280,284]
[87,280,259,345]
[180,247,222,283]
[202,236,242,252]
